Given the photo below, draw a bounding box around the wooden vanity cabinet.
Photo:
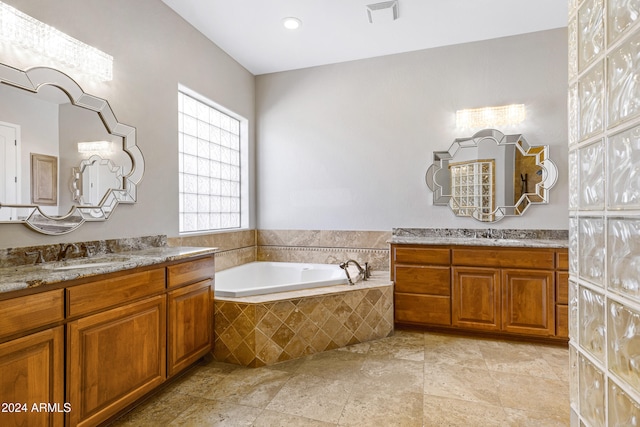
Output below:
[392,243,568,341]
[452,266,501,330]
[555,252,569,338]
[66,268,166,427]
[393,246,451,326]
[0,290,65,427]
[166,257,215,377]
[0,254,215,427]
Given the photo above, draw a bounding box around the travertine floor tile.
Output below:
[265,374,353,423]
[167,399,262,426]
[110,330,570,427]
[479,340,561,380]
[503,407,569,427]
[422,336,487,369]
[202,368,291,408]
[252,410,335,427]
[423,364,501,406]
[423,395,510,427]
[110,391,195,426]
[491,370,570,420]
[358,357,424,393]
[338,389,423,426]
[366,329,425,361]
[294,348,367,381]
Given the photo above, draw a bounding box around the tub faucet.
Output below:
[339,259,370,285]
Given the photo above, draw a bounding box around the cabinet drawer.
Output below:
[167,256,215,289]
[452,248,555,269]
[394,266,450,296]
[556,271,569,304]
[556,251,569,270]
[394,293,451,326]
[394,246,450,266]
[0,290,64,340]
[67,268,165,317]
[556,305,568,338]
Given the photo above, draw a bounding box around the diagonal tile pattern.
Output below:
[214,285,394,367]
[110,330,569,426]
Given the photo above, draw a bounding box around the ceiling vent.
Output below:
[366,1,399,24]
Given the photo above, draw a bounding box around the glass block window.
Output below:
[178,90,241,232]
[449,159,495,221]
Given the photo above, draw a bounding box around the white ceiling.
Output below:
[160,0,568,76]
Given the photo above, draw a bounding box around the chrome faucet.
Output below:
[57,243,80,261]
[339,259,371,285]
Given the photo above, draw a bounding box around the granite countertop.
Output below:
[0,246,217,295]
[388,235,568,248]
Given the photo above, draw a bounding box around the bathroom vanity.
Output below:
[390,229,568,342]
[0,246,215,427]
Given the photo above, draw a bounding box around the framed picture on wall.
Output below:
[31,153,58,205]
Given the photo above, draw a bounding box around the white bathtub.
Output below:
[215,262,349,297]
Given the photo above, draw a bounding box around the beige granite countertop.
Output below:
[0,246,217,294]
[388,236,568,248]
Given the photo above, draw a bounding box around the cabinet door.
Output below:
[167,280,213,377]
[67,295,166,427]
[452,267,501,331]
[502,269,554,336]
[0,326,64,427]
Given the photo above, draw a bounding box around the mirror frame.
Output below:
[0,64,144,234]
[425,129,557,222]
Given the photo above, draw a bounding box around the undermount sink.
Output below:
[41,256,132,271]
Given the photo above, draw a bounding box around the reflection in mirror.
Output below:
[425,129,557,222]
[0,64,144,234]
[72,155,123,206]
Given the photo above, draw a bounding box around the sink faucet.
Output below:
[339,260,371,285]
[57,243,80,261]
[25,249,45,264]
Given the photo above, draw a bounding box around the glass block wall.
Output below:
[569,0,640,425]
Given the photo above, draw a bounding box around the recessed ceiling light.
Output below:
[282,17,302,30]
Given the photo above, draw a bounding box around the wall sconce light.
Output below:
[78,141,111,154]
[0,1,113,81]
[456,104,525,129]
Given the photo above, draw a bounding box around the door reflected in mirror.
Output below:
[72,155,123,206]
[425,129,557,222]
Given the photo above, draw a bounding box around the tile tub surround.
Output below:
[257,230,391,271]
[168,229,256,272]
[213,272,393,367]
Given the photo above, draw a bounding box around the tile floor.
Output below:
[110,330,569,426]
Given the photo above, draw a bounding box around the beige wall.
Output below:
[0,0,256,249]
[0,2,567,249]
[255,28,568,231]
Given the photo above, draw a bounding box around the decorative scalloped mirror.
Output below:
[0,64,144,234]
[425,129,557,222]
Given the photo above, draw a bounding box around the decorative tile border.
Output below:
[257,246,389,271]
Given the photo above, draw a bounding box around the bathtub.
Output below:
[214,261,349,297]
